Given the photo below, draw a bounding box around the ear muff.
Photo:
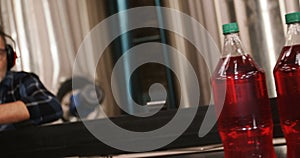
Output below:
[6,44,16,70]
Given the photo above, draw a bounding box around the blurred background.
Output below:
[0,0,299,119]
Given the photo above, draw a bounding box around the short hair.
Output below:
[0,26,14,45]
[0,26,7,44]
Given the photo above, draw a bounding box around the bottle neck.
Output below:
[222,33,246,57]
[286,23,300,46]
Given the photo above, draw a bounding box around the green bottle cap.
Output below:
[222,22,239,35]
[285,12,300,24]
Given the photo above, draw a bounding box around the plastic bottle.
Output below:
[212,22,276,158]
[274,12,300,158]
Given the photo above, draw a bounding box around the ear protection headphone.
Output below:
[0,31,17,70]
[5,44,17,70]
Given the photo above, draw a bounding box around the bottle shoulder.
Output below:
[213,55,265,80]
[274,44,300,72]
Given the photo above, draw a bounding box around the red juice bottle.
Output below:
[212,22,276,158]
[274,12,300,158]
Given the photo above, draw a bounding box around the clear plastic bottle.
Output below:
[212,22,276,158]
[274,12,300,158]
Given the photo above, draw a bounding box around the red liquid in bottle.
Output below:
[274,44,300,158]
[212,55,276,158]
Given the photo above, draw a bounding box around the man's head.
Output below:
[0,27,16,81]
[0,29,8,81]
